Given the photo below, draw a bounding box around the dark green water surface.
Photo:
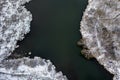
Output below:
[15,0,113,80]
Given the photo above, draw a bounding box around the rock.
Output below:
[80,0,120,80]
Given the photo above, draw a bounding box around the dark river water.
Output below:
[14,0,113,80]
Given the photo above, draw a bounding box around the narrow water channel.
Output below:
[14,0,113,80]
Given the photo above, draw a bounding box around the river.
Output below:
[14,0,113,80]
